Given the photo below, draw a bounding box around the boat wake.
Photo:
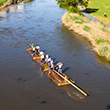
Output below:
[67,91,86,102]
[63,86,87,102]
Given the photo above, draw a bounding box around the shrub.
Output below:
[69,7,80,13]
[89,18,91,21]
[0,0,7,6]
[100,21,103,25]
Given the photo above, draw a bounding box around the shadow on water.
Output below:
[62,67,70,73]
[82,8,99,13]
[107,105,110,109]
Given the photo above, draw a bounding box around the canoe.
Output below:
[27,44,88,96]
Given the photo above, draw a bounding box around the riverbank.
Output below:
[62,12,110,61]
[0,0,33,10]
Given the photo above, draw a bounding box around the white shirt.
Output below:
[40,51,44,56]
[50,60,53,65]
[45,57,48,62]
[51,64,54,68]
[48,58,51,62]
[36,46,40,49]
[46,54,49,58]
[41,54,44,59]
[58,64,63,69]
[33,47,35,51]
[57,63,63,69]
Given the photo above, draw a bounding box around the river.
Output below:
[0,0,110,110]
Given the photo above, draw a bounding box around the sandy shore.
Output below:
[62,12,110,61]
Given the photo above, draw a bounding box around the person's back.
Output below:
[40,51,44,56]
[45,54,49,62]
[57,62,63,73]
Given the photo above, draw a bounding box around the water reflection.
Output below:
[0,4,24,15]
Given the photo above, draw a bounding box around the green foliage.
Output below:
[95,38,110,45]
[69,7,80,13]
[83,25,90,31]
[89,18,91,20]
[0,0,7,6]
[100,21,103,25]
[101,27,109,33]
[57,0,89,13]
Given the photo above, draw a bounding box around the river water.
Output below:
[0,0,110,110]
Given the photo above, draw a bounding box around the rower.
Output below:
[40,50,44,56]
[49,61,54,75]
[57,62,63,73]
[35,45,40,54]
[45,54,49,63]
[32,46,36,56]
[48,57,51,67]
[41,54,45,63]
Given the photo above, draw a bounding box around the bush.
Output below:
[69,7,80,13]
[0,0,7,6]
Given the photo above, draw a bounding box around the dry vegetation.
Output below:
[62,12,110,61]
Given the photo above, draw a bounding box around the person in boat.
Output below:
[41,54,45,63]
[45,54,49,63]
[35,45,40,55]
[56,62,63,73]
[48,57,51,67]
[49,60,54,75]
[32,46,36,56]
[40,50,44,56]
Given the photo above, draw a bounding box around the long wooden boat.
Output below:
[27,44,88,96]
[27,45,70,86]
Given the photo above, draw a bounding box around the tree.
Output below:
[57,0,89,13]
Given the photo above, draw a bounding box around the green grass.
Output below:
[83,25,91,32]
[95,38,110,45]
[68,14,87,24]
[65,17,69,22]
[88,0,110,25]
[0,0,7,6]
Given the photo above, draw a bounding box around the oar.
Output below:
[53,70,88,96]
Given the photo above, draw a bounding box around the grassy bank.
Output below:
[87,0,110,25]
[62,12,110,61]
[0,0,7,6]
